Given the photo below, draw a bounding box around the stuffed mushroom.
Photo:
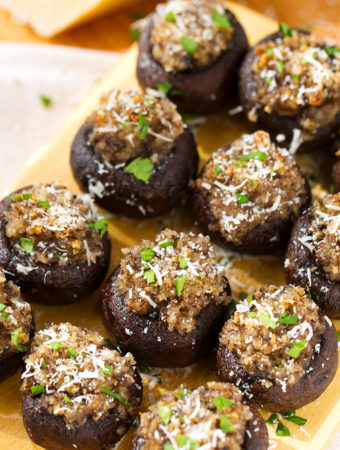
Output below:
[21,322,142,450]
[285,193,340,317]
[136,0,249,114]
[216,285,338,412]
[71,88,198,218]
[239,24,340,151]
[132,382,268,449]
[0,268,34,383]
[0,182,111,305]
[102,229,231,367]
[192,130,311,254]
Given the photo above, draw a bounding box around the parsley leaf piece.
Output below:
[266,413,278,424]
[41,359,47,369]
[63,394,72,403]
[10,328,23,349]
[266,48,274,56]
[31,385,46,394]
[8,195,22,201]
[67,346,78,359]
[234,162,247,168]
[288,340,308,358]
[129,27,140,41]
[100,364,113,375]
[220,415,234,434]
[215,164,222,175]
[20,237,34,254]
[156,81,173,94]
[101,386,130,405]
[0,304,6,312]
[159,405,172,425]
[258,311,276,329]
[140,247,154,262]
[22,193,32,200]
[235,192,248,204]
[279,22,295,37]
[283,410,307,426]
[175,388,192,400]
[137,113,149,140]
[325,46,340,56]
[159,240,174,248]
[265,77,273,86]
[239,292,248,300]
[37,200,50,209]
[277,60,284,73]
[276,420,290,436]
[180,36,198,55]
[179,414,185,424]
[246,294,253,303]
[124,157,154,183]
[179,256,188,269]
[337,331,340,342]
[40,95,52,107]
[50,342,64,351]
[248,312,257,319]
[211,10,231,28]
[175,274,186,297]
[306,285,312,299]
[164,445,174,450]
[213,396,233,410]
[89,217,108,238]
[143,269,155,284]
[177,435,199,449]
[277,311,299,324]
[165,11,176,23]
[237,151,267,161]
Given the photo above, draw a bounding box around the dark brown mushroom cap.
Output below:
[0,186,111,305]
[216,311,338,412]
[239,30,340,150]
[131,405,269,450]
[332,157,340,193]
[21,369,142,450]
[70,122,198,218]
[102,267,230,367]
[137,9,249,114]
[285,208,340,318]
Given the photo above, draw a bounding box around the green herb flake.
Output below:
[246,294,253,303]
[165,11,176,23]
[50,342,64,351]
[156,81,173,94]
[124,157,154,183]
[180,36,198,55]
[41,359,47,369]
[20,237,34,254]
[265,77,273,86]
[85,334,95,340]
[129,27,140,41]
[22,193,32,200]
[306,285,312,300]
[164,445,174,450]
[330,184,335,194]
[220,415,234,434]
[159,240,174,248]
[277,60,284,73]
[40,95,52,107]
[143,269,155,284]
[276,420,290,436]
[137,113,149,140]
[213,396,233,410]
[234,162,247,168]
[288,340,308,358]
[266,48,274,56]
[248,312,257,319]
[275,360,283,368]
[177,435,199,449]
[215,164,222,175]
[10,328,22,347]
[277,312,299,324]
[0,304,6,312]
[101,386,130,405]
[140,247,154,262]
[266,413,278,424]
[237,151,267,161]
[63,394,72,403]
[279,22,295,37]
[291,74,300,81]
[37,200,50,209]
[239,292,248,300]
[159,405,172,425]
[179,257,188,269]
[89,217,108,238]
[175,388,192,400]
[337,331,340,342]
[179,414,185,424]
[8,195,22,201]
[67,346,78,359]
[283,410,307,426]
[258,311,276,329]
[175,274,186,297]
[198,274,206,279]
[31,385,46,394]
[325,46,340,56]
[235,192,249,204]
[211,10,231,29]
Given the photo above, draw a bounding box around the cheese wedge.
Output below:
[0,0,143,38]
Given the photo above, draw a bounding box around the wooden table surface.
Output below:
[0,0,339,51]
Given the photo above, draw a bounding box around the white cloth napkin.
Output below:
[0,42,120,195]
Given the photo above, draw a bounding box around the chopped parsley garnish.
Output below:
[258,311,276,329]
[31,385,46,394]
[129,27,140,41]
[278,22,295,37]
[10,327,27,351]
[211,10,231,28]
[0,304,6,312]
[50,342,64,351]
[124,157,154,183]
[165,11,176,23]
[180,36,198,55]
[235,192,248,204]
[179,257,188,269]
[177,435,199,449]
[282,410,307,426]
[275,360,283,368]
[140,247,154,261]
[137,113,149,140]
[175,274,186,296]
[164,445,174,450]
[40,95,52,107]
[266,48,274,56]
[156,81,173,94]
[67,346,78,359]
[276,60,284,73]
[236,151,267,161]
[239,292,248,300]
[159,405,172,425]
[0,304,8,320]
[122,121,131,130]
[143,269,155,284]
[291,74,300,81]
[234,162,247,168]
[220,415,234,434]
[20,237,34,254]
[37,200,50,209]
[215,164,222,175]
[159,240,174,248]
[306,285,312,300]
[325,46,340,56]
[248,312,257,319]
[198,274,206,279]
[63,394,72,403]
[337,331,340,342]
[276,420,290,436]
[265,77,273,86]
[41,359,47,369]
[8,195,22,201]
[330,184,335,194]
[277,312,299,324]
[89,217,108,238]
[22,193,33,200]
[100,364,113,375]
[266,413,278,424]
[85,334,95,339]
[175,388,192,400]
[213,396,233,410]
[288,340,308,358]
[179,414,185,424]
[246,294,253,303]
[100,386,130,405]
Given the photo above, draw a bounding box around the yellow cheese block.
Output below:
[0,0,143,37]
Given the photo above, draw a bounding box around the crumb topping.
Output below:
[310,193,340,282]
[88,88,183,164]
[195,131,309,245]
[249,32,340,135]
[5,182,106,267]
[151,0,234,72]
[116,229,230,335]
[220,285,326,386]
[135,382,251,449]
[21,323,139,429]
[0,268,32,354]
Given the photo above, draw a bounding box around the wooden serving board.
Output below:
[0,3,339,449]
